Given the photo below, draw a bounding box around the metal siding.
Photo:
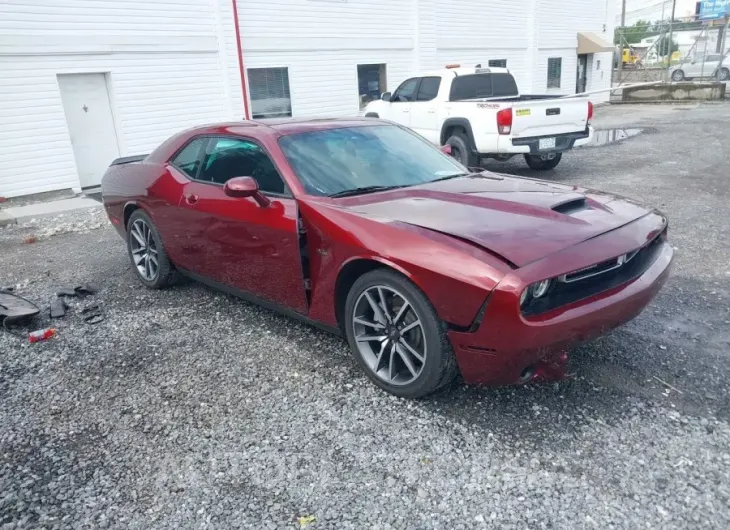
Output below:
[0,0,233,198]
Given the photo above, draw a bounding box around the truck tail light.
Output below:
[496,108,512,135]
[587,101,594,125]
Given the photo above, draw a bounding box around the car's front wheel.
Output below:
[126,209,177,289]
[524,152,562,170]
[344,269,458,398]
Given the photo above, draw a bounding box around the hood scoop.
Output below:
[551,196,587,215]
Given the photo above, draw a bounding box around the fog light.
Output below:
[531,279,551,298]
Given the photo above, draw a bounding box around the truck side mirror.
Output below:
[381,92,392,102]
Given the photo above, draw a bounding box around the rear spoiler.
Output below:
[110,154,149,166]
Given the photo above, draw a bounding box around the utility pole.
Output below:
[616,0,626,85]
[665,0,678,81]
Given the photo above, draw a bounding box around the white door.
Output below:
[388,77,419,127]
[58,74,120,188]
[409,76,442,144]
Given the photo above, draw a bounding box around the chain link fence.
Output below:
[613,18,730,87]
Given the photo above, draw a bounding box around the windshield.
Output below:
[278,125,468,197]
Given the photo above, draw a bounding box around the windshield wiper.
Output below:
[328,185,406,198]
[429,172,481,183]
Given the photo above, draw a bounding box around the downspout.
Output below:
[231,0,251,119]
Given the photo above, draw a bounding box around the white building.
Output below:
[1,0,616,199]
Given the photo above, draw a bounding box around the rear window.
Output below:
[449,73,518,101]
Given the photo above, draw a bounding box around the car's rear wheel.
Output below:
[524,152,562,170]
[344,269,458,398]
[445,133,478,167]
[716,68,729,81]
[672,69,685,81]
[126,209,177,289]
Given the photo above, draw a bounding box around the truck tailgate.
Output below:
[510,98,589,138]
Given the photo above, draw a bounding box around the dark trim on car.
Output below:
[111,154,149,166]
[178,268,342,336]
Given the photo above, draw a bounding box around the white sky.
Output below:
[620,0,700,23]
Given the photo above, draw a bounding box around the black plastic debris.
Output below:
[57,287,77,297]
[0,291,40,325]
[76,283,100,296]
[50,298,67,319]
[81,303,104,325]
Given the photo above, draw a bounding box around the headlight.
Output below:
[520,279,553,308]
[531,279,551,299]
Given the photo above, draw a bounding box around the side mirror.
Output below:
[381,92,392,102]
[224,176,270,207]
[440,144,453,156]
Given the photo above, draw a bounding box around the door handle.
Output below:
[184,193,199,205]
[427,109,436,114]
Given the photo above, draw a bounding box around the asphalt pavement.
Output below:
[1,102,729,529]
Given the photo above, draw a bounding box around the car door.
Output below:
[702,54,721,76]
[408,76,442,144]
[388,78,420,127]
[170,136,308,314]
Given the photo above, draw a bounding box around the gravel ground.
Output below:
[1,103,730,529]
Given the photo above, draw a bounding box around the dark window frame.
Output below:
[167,134,292,198]
[415,76,441,101]
[547,57,562,89]
[392,77,421,102]
[488,59,507,68]
[247,67,293,119]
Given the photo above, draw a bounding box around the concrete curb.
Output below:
[0,197,100,227]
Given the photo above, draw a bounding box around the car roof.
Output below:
[421,67,511,77]
[190,117,383,138]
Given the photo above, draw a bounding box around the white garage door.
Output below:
[57,73,120,189]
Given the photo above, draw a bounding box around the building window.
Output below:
[488,59,507,68]
[547,58,562,89]
[357,64,387,109]
[247,67,292,119]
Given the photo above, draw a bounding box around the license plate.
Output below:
[539,137,556,150]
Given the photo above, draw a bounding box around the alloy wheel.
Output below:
[352,285,427,386]
[129,219,159,281]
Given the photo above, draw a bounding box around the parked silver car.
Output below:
[670,54,730,81]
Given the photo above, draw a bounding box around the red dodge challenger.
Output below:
[102,118,673,398]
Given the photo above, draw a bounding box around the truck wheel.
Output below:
[445,133,478,167]
[524,153,562,170]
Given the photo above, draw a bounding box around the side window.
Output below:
[416,77,441,101]
[198,138,286,194]
[705,54,721,62]
[449,74,493,101]
[170,138,207,179]
[392,78,419,102]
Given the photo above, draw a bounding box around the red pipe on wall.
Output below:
[231,0,251,119]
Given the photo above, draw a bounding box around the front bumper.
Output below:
[447,222,672,386]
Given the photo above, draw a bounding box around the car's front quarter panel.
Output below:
[298,199,510,330]
[448,211,672,386]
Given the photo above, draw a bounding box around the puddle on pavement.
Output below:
[583,128,645,147]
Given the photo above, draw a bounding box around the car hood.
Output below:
[328,175,652,267]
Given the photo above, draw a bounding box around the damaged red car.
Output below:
[101,118,673,398]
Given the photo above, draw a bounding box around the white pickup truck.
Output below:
[361,65,594,170]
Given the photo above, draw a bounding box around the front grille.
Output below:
[522,231,666,316]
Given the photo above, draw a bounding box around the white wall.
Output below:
[0,0,236,198]
[235,0,415,117]
[1,0,616,197]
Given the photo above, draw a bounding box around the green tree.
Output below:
[615,20,653,45]
[656,35,679,57]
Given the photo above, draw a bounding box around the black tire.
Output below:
[445,133,478,167]
[672,69,685,82]
[716,68,729,81]
[126,209,178,289]
[524,153,562,170]
[344,269,458,398]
